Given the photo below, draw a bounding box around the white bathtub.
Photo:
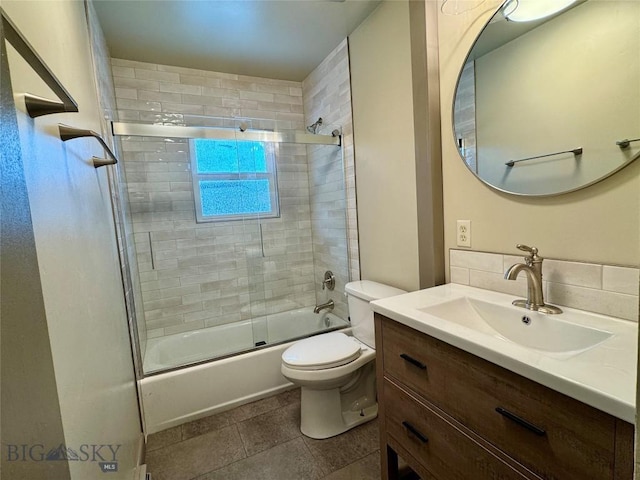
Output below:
[140,308,348,433]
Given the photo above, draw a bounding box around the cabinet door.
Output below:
[383,380,537,480]
[381,317,622,480]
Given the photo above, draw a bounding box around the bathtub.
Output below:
[140,308,348,433]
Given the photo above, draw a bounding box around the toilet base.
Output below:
[298,361,378,439]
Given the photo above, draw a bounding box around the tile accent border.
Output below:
[450,249,639,322]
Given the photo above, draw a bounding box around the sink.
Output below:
[419,297,613,354]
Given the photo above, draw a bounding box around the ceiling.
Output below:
[93,0,380,82]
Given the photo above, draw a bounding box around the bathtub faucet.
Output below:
[314,299,334,314]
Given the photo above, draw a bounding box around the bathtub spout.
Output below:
[314,299,334,314]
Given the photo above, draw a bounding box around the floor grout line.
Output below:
[148,389,382,480]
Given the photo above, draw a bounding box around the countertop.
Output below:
[371,283,638,423]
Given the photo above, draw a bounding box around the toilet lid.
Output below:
[282,332,362,371]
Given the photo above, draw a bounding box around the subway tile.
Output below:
[146,315,184,330]
[184,310,221,324]
[547,283,638,321]
[163,320,205,336]
[180,74,217,87]
[113,76,160,91]
[450,266,470,285]
[116,98,162,112]
[116,46,358,343]
[155,302,204,317]
[112,58,157,70]
[542,259,602,289]
[162,102,205,115]
[141,278,181,292]
[159,82,202,95]
[115,87,137,99]
[219,78,257,91]
[602,266,639,295]
[469,270,528,297]
[146,328,165,339]
[135,68,180,83]
[202,85,240,98]
[255,83,291,95]
[450,249,503,273]
[144,297,183,312]
[138,90,182,104]
[111,65,135,78]
[181,93,224,107]
[143,285,201,301]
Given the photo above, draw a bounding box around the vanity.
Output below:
[371,284,636,480]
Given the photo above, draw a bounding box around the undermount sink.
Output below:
[419,297,613,355]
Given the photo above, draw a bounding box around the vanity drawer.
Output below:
[379,316,624,480]
[383,379,535,480]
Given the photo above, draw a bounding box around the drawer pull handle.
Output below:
[400,353,427,370]
[402,421,429,443]
[495,407,546,436]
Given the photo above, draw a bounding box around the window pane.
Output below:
[200,179,272,217]
[194,139,267,174]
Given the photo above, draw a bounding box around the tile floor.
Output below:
[145,388,383,480]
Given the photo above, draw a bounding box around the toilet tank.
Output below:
[345,281,407,348]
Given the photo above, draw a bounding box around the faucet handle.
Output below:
[516,244,540,263]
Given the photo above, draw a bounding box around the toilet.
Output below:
[281,280,406,439]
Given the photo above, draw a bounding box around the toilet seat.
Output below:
[282,332,362,371]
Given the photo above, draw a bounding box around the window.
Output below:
[190,138,279,222]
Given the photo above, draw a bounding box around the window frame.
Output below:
[190,138,280,223]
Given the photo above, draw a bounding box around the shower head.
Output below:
[306,117,323,134]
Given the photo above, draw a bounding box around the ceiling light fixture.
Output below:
[503,0,577,22]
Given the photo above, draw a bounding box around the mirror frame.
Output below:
[451,0,640,197]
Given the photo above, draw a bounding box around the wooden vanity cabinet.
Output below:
[375,314,634,480]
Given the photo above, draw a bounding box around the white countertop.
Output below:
[371,283,637,424]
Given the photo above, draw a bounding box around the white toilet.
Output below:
[281,280,406,439]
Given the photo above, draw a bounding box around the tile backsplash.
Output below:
[450,249,639,322]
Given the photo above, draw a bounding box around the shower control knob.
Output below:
[322,271,336,291]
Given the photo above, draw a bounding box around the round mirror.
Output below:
[453,0,640,196]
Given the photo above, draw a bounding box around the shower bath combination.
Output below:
[111,116,352,432]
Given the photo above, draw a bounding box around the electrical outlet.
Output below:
[457,220,471,247]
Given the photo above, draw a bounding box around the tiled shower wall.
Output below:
[450,249,639,322]
[302,39,357,320]
[112,53,355,339]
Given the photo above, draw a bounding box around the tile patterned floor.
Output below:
[146,388,382,480]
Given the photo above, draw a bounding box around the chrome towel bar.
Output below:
[505,147,582,167]
[1,9,78,118]
[58,124,118,165]
[616,138,640,149]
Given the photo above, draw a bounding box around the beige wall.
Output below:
[3,1,141,478]
[439,0,640,272]
[350,0,421,292]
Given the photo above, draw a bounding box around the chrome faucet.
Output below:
[504,244,562,314]
[313,299,334,314]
